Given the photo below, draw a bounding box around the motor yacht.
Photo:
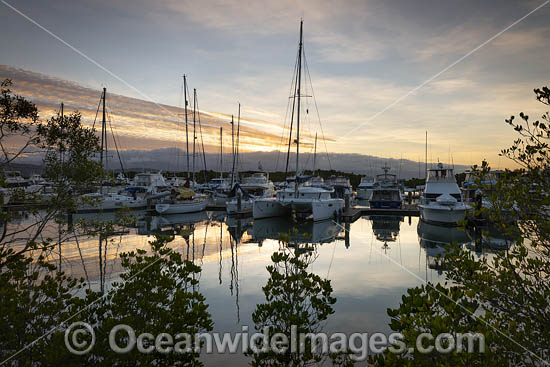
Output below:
[369,165,402,209]
[418,163,471,225]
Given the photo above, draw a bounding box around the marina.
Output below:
[1,1,547,365]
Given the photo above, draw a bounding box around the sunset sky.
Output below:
[2,0,550,169]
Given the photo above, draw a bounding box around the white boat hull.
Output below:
[155,199,208,215]
[226,199,253,214]
[356,188,373,200]
[253,197,343,221]
[419,204,470,226]
[77,198,147,213]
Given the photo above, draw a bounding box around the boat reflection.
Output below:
[368,215,403,251]
[466,224,514,254]
[225,215,254,244]
[252,217,342,247]
[417,220,471,273]
[136,211,209,235]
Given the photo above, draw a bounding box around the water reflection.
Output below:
[417,220,471,275]
[248,240,350,365]
[4,208,519,365]
[368,215,403,252]
[252,217,342,247]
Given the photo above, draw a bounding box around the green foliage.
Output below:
[0,79,40,167]
[0,249,86,365]
[38,111,103,192]
[375,87,550,366]
[248,248,352,366]
[0,81,104,266]
[72,235,213,366]
[0,235,213,366]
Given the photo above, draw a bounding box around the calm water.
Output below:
[7,211,508,365]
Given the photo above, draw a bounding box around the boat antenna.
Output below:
[425,131,428,180]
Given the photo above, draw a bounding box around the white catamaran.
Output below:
[253,20,344,222]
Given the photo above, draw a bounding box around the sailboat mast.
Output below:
[100,88,107,169]
[220,127,223,180]
[184,75,190,179]
[193,88,197,184]
[231,114,235,186]
[295,20,303,178]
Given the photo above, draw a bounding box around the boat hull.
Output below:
[357,188,373,200]
[253,198,343,221]
[226,199,253,214]
[155,199,208,215]
[77,200,147,213]
[419,204,470,226]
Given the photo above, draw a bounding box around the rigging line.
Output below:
[285,46,301,174]
[195,93,208,182]
[326,235,338,279]
[91,93,102,130]
[276,46,300,171]
[302,48,332,170]
[176,79,185,174]
[107,110,126,176]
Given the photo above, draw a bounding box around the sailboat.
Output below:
[227,105,276,214]
[154,75,209,215]
[253,20,344,221]
[77,88,148,213]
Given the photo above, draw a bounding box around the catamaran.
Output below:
[227,172,276,214]
[253,20,344,221]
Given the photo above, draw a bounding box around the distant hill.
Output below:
[14,148,469,179]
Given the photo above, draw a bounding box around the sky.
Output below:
[1,0,550,170]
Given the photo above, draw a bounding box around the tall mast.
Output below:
[295,19,303,180]
[314,132,318,173]
[184,75,190,179]
[100,88,106,168]
[193,88,197,184]
[219,127,223,180]
[231,114,235,186]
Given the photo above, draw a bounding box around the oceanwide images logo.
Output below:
[65,322,485,360]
